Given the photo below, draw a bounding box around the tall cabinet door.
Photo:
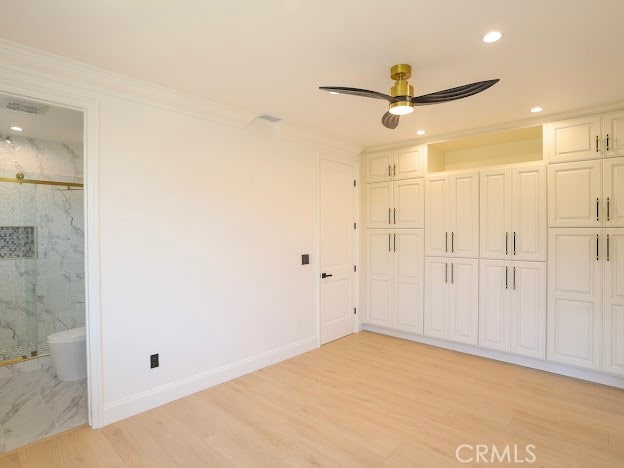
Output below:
[544,115,602,163]
[393,230,424,334]
[393,179,424,228]
[366,230,393,327]
[548,160,602,227]
[447,258,479,345]
[424,257,448,339]
[365,151,392,183]
[603,157,624,227]
[511,165,547,261]
[425,175,450,256]
[603,229,624,376]
[449,171,479,258]
[394,147,425,180]
[480,168,512,260]
[547,229,602,370]
[366,182,392,228]
[604,110,624,158]
[510,261,546,359]
[479,260,511,351]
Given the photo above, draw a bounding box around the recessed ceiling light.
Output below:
[482,31,502,43]
[328,91,339,95]
[530,106,543,113]
[416,129,426,135]
[10,126,23,132]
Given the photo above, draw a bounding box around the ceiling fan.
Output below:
[320,64,499,129]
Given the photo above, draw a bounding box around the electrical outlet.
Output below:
[150,353,159,369]
[301,254,309,265]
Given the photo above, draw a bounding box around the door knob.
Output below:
[321,273,333,279]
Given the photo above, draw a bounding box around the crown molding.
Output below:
[362,100,624,154]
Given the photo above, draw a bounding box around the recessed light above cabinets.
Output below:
[482,31,502,43]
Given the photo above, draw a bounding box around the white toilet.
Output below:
[47,326,87,381]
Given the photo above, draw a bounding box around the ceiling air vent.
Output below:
[257,114,282,123]
[0,96,49,115]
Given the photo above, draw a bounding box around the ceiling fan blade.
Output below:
[320,87,397,103]
[382,111,400,129]
[411,79,499,105]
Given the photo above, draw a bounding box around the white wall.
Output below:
[0,40,360,425]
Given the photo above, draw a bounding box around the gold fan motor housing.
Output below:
[390,63,414,98]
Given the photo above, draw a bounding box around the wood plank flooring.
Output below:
[1,331,623,467]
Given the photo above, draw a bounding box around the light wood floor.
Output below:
[1,331,623,467]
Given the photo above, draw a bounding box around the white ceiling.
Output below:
[0,0,622,148]
[0,95,83,143]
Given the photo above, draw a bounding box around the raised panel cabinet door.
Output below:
[547,229,602,370]
[425,175,450,257]
[479,260,511,352]
[548,160,602,228]
[447,258,479,345]
[603,110,624,158]
[366,151,393,183]
[480,168,512,260]
[393,230,424,334]
[394,147,425,180]
[603,229,624,376]
[366,230,393,327]
[544,115,602,163]
[424,257,448,339]
[449,171,479,258]
[393,179,424,228]
[603,157,624,227]
[511,165,547,261]
[366,182,393,228]
[510,261,546,359]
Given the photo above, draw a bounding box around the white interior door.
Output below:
[479,259,511,351]
[449,171,479,258]
[447,258,479,345]
[603,157,624,227]
[510,261,546,359]
[393,230,424,334]
[603,229,624,376]
[511,164,547,261]
[425,175,450,256]
[320,159,356,345]
[366,230,393,327]
[393,179,424,228]
[480,168,512,260]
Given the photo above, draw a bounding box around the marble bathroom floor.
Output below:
[0,366,87,453]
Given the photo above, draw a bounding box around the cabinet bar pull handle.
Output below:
[513,267,516,290]
[388,208,391,224]
[607,234,610,261]
[388,164,391,176]
[445,232,448,253]
[388,233,391,252]
[393,233,396,252]
[596,234,600,260]
[607,197,611,221]
[606,134,610,151]
[393,208,396,224]
[596,198,600,222]
[513,232,517,255]
[445,262,448,283]
[451,262,454,284]
[393,164,396,176]
[505,266,508,289]
[451,232,454,253]
[505,232,509,255]
[596,135,600,152]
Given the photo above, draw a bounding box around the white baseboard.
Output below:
[363,325,624,390]
[102,336,318,426]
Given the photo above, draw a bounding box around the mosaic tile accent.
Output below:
[0,226,36,259]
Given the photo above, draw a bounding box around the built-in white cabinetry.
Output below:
[479,260,546,358]
[366,229,424,333]
[366,179,424,229]
[365,147,425,182]
[424,257,478,345]
[548,157,624,228]
[425,171,479,257]
[480,164,546,261]
[604,110,624,158]
[603,229,624,376]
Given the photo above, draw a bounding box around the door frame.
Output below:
[317,155,360,346]
[0,78,103,427]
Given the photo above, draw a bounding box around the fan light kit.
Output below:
[530,106,543,113]
[482,31,502,43]
[10,126,23,132]
[320,64,499,129]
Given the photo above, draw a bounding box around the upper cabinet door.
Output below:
[425,175,450,256]
[479,260,511,352]
[424,257,448,339]
[510,261,546,359]
[480,168,512,260]
[603,229,624,376]
[511,165,547,261]
[544,115,602,163]
[366,230,393,327]
[603,110,624,158]
[393,179,424,229]
[365,151,393,183]
[447,258,479,345]
[548,160,602,227]
[603,157,624,227]
[393,230,424,334]
[366,182,392,229]
[394,147,425,180]
[449,171,479,258]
